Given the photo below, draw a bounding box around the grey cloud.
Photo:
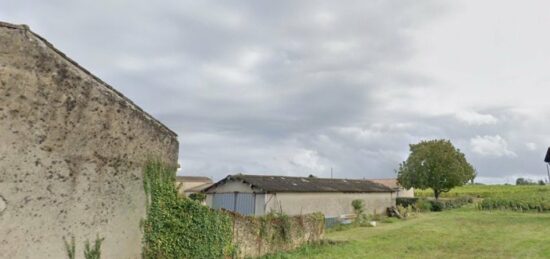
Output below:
[3,1,546,183]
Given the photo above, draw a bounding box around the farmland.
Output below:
[414,184,550,198]
[264,185,550,259]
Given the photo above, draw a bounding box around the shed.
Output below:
[203,174,396,218]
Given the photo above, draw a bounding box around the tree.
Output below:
[397,139,476,200]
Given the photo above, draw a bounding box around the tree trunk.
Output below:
[434,190,440,200]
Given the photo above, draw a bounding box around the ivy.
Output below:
[142,161,233,259]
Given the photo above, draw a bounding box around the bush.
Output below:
[428,197,472,211]
[396,205,413,218]
[142,161,233,258]
[189,192,206,202]
[396,197,419,208]
[430,200,445,211]
[351,199,366,224]
[413,199,432,212]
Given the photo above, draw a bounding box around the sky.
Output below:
[2,0,550,183]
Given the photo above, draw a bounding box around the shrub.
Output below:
[396,205,413,218]
[189,192,206,202]
[84,236,104,259]
[142,161,233,258]
[396,197,418,208]
[430,200,445,211]
[428,197,472,211]
[414,199,432,212]
[64,236,76,259]
[351,199,366,224]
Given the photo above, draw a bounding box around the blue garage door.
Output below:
[212,193,256,216]
[212,193,235,211]
[235,193,255,216]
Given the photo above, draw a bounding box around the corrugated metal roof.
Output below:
[205,174,395,193]
[369,179,400,189]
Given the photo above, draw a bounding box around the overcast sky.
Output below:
[3,1,550,183]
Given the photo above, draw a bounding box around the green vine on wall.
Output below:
[142,161,233,258]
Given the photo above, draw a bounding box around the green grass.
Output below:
[415,184,550,198]
[263,208,550,259]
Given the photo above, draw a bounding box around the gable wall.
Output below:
[0,24,178,259]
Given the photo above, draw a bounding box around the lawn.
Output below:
[264,208,550,259]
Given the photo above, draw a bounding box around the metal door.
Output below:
[212,193,256,216]
[212,193,235,211]
[235,193,255,216]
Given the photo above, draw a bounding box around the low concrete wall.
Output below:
[0,22,178,258]
[229,212,324,258]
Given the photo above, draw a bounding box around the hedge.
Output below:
[403,196,473,212]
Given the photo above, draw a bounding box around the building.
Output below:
[203,174,396,218]
[0,22,179,259]
[176,176,213,197]
[370,179,414,198]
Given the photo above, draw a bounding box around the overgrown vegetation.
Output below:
[188,192,206,202]
[258,211,293,244]
[64,236,76,259]
[142,161,233,258]
[84,236,105,259]
[397,196,472,212]
[351,199,366,224]
[64,235,104,259]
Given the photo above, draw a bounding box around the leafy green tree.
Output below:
[397,139,476,200]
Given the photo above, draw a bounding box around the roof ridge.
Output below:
[233,174,382,182]
[0,20,177,137]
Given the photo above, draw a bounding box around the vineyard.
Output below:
[415,184,550,198]
[416,184,550,212]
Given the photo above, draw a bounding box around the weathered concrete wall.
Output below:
[266,192,396,217]
[0,22,178,258]
[230,212,324,258]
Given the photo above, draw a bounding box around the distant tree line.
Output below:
[515,178,546,186]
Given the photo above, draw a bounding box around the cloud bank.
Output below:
[2,0,550,183]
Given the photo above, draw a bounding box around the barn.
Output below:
[204,174,396,219]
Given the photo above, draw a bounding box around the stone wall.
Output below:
[229,212,324,258]
[0,22,179,258]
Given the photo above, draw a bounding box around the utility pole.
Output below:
[331,167,333,179]
[544,147,550,183]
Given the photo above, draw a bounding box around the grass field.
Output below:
[415,184,550,198]
[264,207,550,259]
